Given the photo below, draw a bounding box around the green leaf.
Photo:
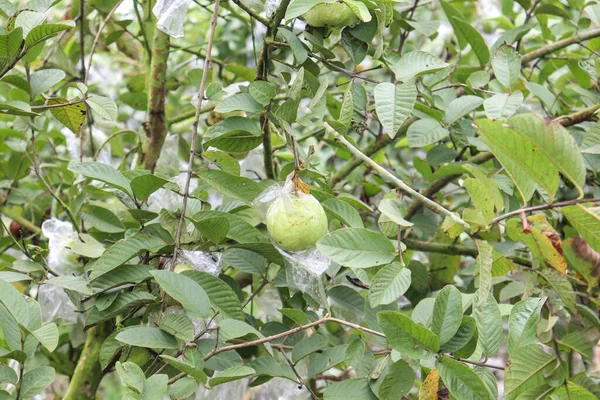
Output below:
[323,379,377,399]
[368,262,412,307]
[0,272,31,283]
[150,271,211,319]
[472,290,502,357]
[251,356,297,381]
[278,28,308,64]
[407,118,449,148]
[181,270,244,320]
[538,268,576,313]
[129,174,169,202]
[25,21,75,47]
[317,228,397,268]
[31,323,58,352]
[159,313,195,341]
[475,240,493,306]
[45,275,93,295]
[329,285,365,315]
[203,150,241,176]
[48,98,86,133]
[221,248,267,275]
[20,366,55,399]
[559,331,596,360]
[197,169,262,204]
[431,285,463,345]
[483,91,523,119]
[374,82,417,138]
[189,213,230,244]
[204,117,262,152]
[377,199,413,227]
[86,95,118,120]
[338,82,354,127]
[0,365,18,384]
[439,0,467,48]
[90,234,165,280]
[0,27,23,60]
[144,374,169,400]
[508,297,544,355]
[69,161,132,197]
[443,95,483,125]
[386,51,449,81]
[81,204,126,233]
[379,359,415,399]
[116,327,179,349]
[0,278,29,324]
[209,366,255,386]
[322,198,364,228]
[561,205,600,253]
[0,101,38,116]
[30,69,65,97]
[491,44,521,89]
[214,93,263,113]
[292,334,329,364]
[477,114,585,202]
[442,315,477,354]
[377,311,440,357]
[160,348,207,383]
[452,17,490,65]
[504,344,556,400]
[436,356,490,400]
[285,0,323,20]
[344,0,371,22]
[170,377,198,399]
[116,361,145,393]
[192,210,264,244]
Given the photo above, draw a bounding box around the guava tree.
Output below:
[1,0,600,398]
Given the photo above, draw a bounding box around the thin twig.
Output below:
[279,349,319,400]
[171,0,221,270]
[327,124,470,229]
[491,198,600,225]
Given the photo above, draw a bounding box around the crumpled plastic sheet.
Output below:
[155,134,186,177]
[239,147,266,179]
[253,288,282,321]
[252,376,310,400]
[62,128,111,163]
[265,0,282,17]
[254,182,330,303]
[41,218,82,275]
[196,377,249,400]
[153,0,192,38]
[38,284,78,325]
[175,250,222,276]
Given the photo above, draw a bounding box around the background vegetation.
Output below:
[1,0,600,398]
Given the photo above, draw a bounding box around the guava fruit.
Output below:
[302,1,358,29]
[266,193,328,252]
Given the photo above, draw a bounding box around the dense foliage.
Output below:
[1,0,600,398]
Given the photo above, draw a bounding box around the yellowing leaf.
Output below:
[49,98,86,134]
[419,369,440,400]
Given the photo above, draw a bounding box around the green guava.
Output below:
[302,1,358,29]
[266,193,328,252]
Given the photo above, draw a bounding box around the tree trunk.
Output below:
[63,323,111,400]
[142,28,170,171]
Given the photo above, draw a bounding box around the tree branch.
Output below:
[491,197,600,225]
[142,28,170,171]
[328,124,470,229]
[63,323,111,400]
[171,0,221,269]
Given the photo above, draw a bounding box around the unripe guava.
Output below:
[266,193,328,252]
[302,1,358,29]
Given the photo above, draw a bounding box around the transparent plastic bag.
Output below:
[170,250,222,276]
[265,0,282,17]
[253,181,330,278]
[38,284,78,325]
[41,218,82,275]
[152,0,192,38]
